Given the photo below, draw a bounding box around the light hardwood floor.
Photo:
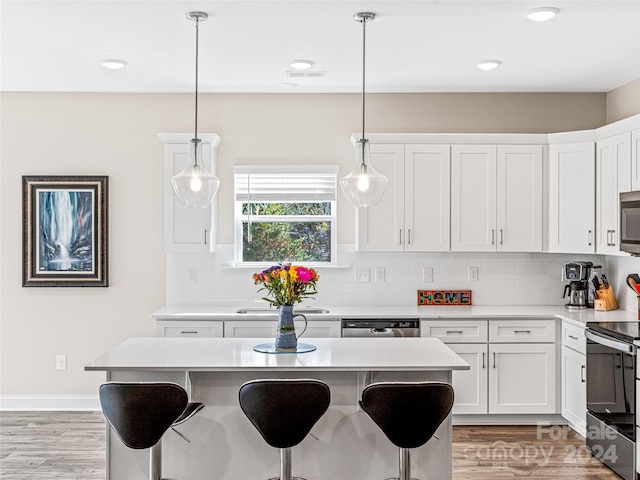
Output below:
[0,411,624,479]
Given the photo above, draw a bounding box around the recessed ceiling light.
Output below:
[277,82,298,90]
[289,59,314,70]
[477,60,502,71]
[526,7,560,22]
[101,59,128,70]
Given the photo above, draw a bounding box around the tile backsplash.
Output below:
[166,245,634,309]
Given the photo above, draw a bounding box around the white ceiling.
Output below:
[2,0,640,93]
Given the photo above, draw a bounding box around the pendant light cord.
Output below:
[194,15,200,140]
[361,15,366,142]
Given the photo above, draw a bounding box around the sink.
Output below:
[236,308,330,315]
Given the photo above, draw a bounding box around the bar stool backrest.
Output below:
[360,381,454,449]
[99,382,188,450]
[239,379,331,448]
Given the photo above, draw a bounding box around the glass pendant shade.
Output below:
[340,140,388,208]
[171,139,220,208]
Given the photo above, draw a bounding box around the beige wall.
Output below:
[0,91,606,397]
[606,77,640,123]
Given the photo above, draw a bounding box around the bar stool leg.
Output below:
[150,441,161,480]
[399,447,410,480]
[280,447,292,480]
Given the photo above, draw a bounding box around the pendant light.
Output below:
[340,12,388,208]
[171,11,220,208]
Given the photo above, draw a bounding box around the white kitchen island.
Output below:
[85,336,469,480]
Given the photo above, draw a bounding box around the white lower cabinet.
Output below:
[425,319,557,415]
[488,343,556,414]
[561,321,586,437]
[448,343,489,414]
[223,320,341,338]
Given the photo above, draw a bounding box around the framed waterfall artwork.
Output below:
[22,175,108,287]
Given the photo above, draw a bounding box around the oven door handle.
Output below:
[585,330,636,355]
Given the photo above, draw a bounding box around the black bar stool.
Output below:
[99,382,190,480]
[239,379,331,480]
[360,381,454,480]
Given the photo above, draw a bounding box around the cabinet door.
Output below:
[404,145,451,251]
[488,343,556,414]
[497,145,543,252]
[356,144,405,252]
[548,142,595,253]
[159,134,220,253]
[633,128,640,191]
[561,345,586,437]
[451,145,497,251]
[448,343,488,415]
[596,132,631,255]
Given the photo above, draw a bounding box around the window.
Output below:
[234,165,338,266]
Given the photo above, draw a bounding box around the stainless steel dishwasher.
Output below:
[341,319,420,337]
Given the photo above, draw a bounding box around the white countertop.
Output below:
[84,337,470,372]
[150,304,639,327]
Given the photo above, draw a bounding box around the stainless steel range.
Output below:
[586,322,638,480]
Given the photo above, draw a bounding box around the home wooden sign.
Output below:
[418,290,472,306]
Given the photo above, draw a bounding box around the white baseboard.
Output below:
[0,395,100,411]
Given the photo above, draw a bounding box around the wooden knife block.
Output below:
[594,285,619,311]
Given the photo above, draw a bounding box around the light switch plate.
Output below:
[423,267,433,283]
[356,267,370,283]
[468,267,479,282]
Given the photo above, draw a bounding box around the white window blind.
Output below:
[234,165,338,202]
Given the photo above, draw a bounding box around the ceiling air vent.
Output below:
[286,71,326,78]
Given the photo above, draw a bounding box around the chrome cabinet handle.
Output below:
[407,229,411,245]
[500,229,503,245]
[181,330,199,335]
[568,335,578,340]
[482,352,485,369]
[588,230,593,246]
[493,352,496,368]
[581,365,586,383]
[204,229,207,245]
[446,330,464,334]
[514,330,531,334]
[611,229,616,246]
[491,229,495,245]
[399,229,402,245]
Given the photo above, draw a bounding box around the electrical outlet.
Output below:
[187,268,198,284]
[56,355,67,371]
[423,267,433,283]
[374,267,385,282]
[356,267,370,283]
[468,267,479,282]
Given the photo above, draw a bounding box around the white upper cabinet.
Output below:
[596,132,631,255]
[451,145,496,252]
[632,128,640,191]
[497,145,543,252]
[451,144,543,252]
[158,133,221,253]
[357,143,450,252]
[548,141,596,253]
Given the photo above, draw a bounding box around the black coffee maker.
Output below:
[563,262,593,310]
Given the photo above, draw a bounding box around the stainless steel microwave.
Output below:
[620,191,640,255]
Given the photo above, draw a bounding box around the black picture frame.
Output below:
[22,175,108,287]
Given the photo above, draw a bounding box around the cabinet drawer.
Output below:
[562,321,586,355]
[156,320,224,338]
[488,319,556,343]
[224,320,341,338]
[423,320,488,343]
